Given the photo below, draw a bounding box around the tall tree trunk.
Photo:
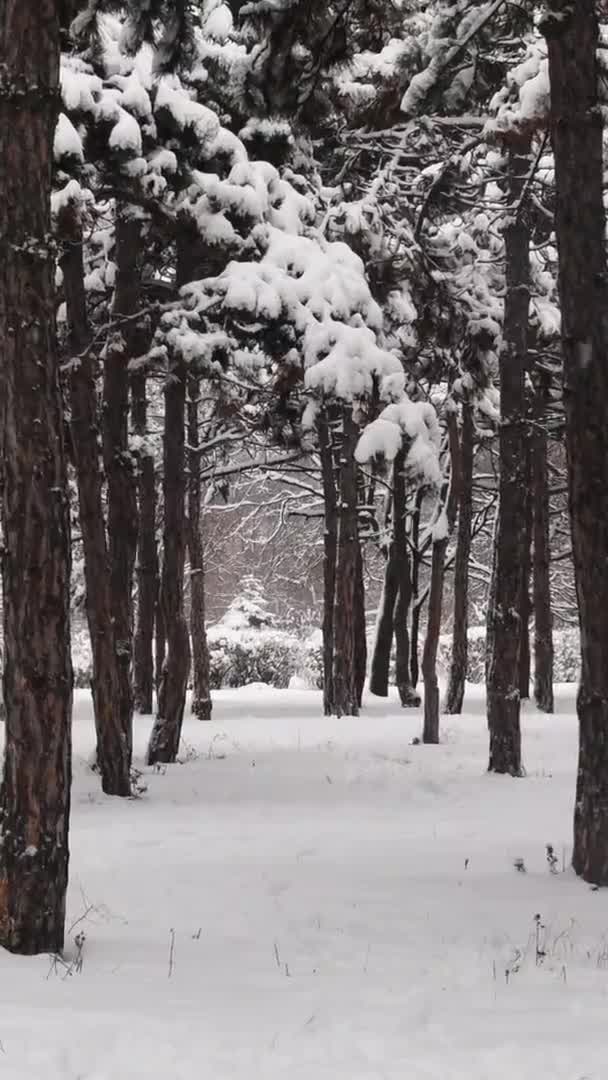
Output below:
[58,200,130,795]
[132,371,158,715]
[147,235,191,763]
[0,0,72,954]
[532,373,553,713]
[544,0,608,882]
[155,583,166,699]
[409,489,424,690]
[444,397,474,714]
[146,359,190,763]
[102,211,142,782]
[332,410,360,717]
[394,453,419,707]
[486,136,531,776]
[354,533,367,707]
[188,376,212,721]
[369,550,399,698]
[422,414,461,743]
[518,440,533,699]
[318,412,338,715]
[369,453,403,698]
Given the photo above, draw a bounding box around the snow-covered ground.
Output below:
[1,684,607,1079]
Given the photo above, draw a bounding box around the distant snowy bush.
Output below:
[438,626,579,684]
[207,627,322,690]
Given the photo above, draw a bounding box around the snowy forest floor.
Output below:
[2,684,607,1079]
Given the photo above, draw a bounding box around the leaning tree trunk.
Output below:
[486,136,531,776]
[101,210,142,785]
[318,411,338,715]
[532,372,553,713]
[422,414,461,743]
[544,0,608,882]
[0,0,73,954]
[132,369,158,715]
[518,440,533,699]
[58,200,130,795]
[188,376,212,721]
[444,396,474,714]
[369,545,399,697]
[332,409,360,717]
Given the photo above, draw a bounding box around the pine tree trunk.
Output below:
[354,534,367,707]
[486,136,531,776]
[544,0,608,882]
[0,0,73,954]
[532,374,553,713]
[132,371,157,715]
[444,398,474,714]
[58,201,130,795]
[409,490,423,690]
[518,441,533,699]
[188,377,212,721]
[102,211,142,782]
[369,556,399,697]
[155,587,166,699]
[369,451,407,700]
[146,359,190,763]
[318,412,337,715]
[332,410,360,717]
[393,452,419,707]
[422,414,461,743]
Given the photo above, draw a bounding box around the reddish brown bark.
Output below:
[102,211,142,783]
[444,398,474,714]
[58,200,130,795]
[147,235,191,762]
[146,359,191,763]
[422,413,460,744]
[332,409,360,717]
[532,374,553,713]
[318,412,338,715]
[0,0,72,954]
[132,371,158,716]
[544,0,608,882]
[188,376,212,721]
[486,137,531,776]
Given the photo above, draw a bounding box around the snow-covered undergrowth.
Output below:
[1,685,607,1079]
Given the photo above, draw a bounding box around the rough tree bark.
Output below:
[422,413,461,744]
[0,0,73,954]
[318,411,338,715]
[102,211,142,785]
[393,453,420,707]
[132,369,158,715]
[354,533,367,707]
[188,376,212,721]
[532,372,554,712]
[486,135,531,776]
[146,358,190,763]
[369,450,404,699]
[369,548,399,698]
[544,0,608,881]
[147,235,191,764]
[518,440,533,699]
[332,409,360,717]
[58,200,130,795]
[444,397,474,714]
[409,489,424,690]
